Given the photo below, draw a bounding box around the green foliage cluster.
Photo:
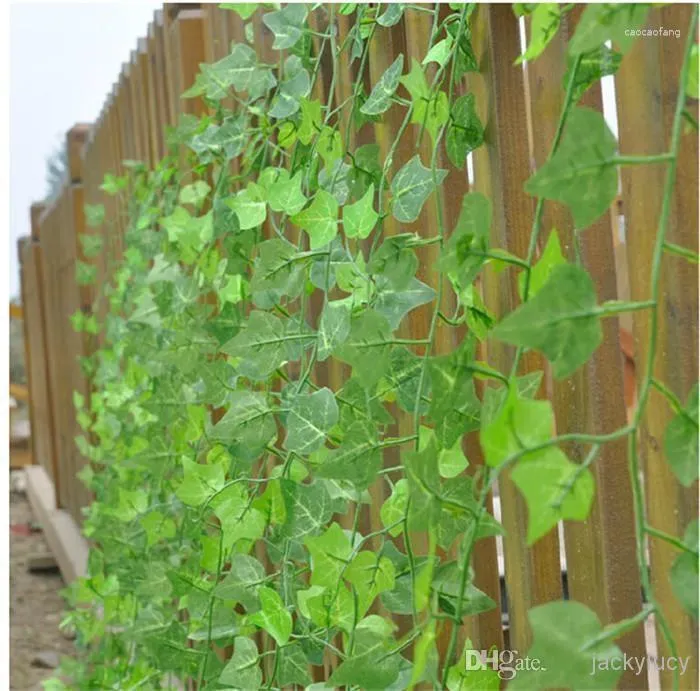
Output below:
[49,3,698,689]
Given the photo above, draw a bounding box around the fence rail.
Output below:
[19,3,698,686]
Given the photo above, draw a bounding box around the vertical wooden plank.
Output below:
[616,6,699,688]
[525,12,647,686]
[470,4,562,652]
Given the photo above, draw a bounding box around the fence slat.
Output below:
[470,4,563,652]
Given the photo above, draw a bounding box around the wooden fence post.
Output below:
[469,4,563,652]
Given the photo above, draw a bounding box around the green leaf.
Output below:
[221,310,292,380]
[227,183,267,230]
[286,388,339,455]
[446,93,484,169]
[377,3,405,27]
[292,190,339,249]
[518,228,566,301]
[664,383,699,486]
[179,180,211,206]
[374,276,435,330]
[220,637,262,688]
[346,552,396,617]
[315,419,382,489]
[305,522,352,589]
[250,238,306,306]
[525,107,618,229]
[317,299,351,361]
[175,459,225,507]
[428,349,481,448]
[335,310,394,389]
[688,43,699,100]
[423,36,454,67]
[214,554,265,610]
[269,56,311,119]
[361,54,404,115]
[391,155,447,223]
[218,274,244,305]
[278,644,312,687]
[268,170,307,216]
[209,390,276,458]
[512,447,595,543]
[343,183,379,239]
[262,4,307,50]
[298,97,323,145]
[84,204,105,227]
[249,587,292,645]
[670,520,699,618]
[438,192,491,289]
[565,45,622,103]
[280,480,333,540]
[568,4,649,56]
[220,3,258,20]
[316,126,343,166]
[516,3,560,64]
[493,264,603,378]
[509,601,624,690]
[381,479,409,537]
[480,385,554,468]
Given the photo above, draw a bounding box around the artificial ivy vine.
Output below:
[51,3,698,690]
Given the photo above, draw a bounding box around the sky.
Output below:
[9,1,162,299]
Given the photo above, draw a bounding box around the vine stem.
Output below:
[625,9,698,690]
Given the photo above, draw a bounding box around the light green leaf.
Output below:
[374,276,435,330]
[512,447,595,543]
[221,310,292,380]
[292,190,339,249]
[249,587,292,645]
[316,126,343,166]
[84,204,105,228]
[286,388,339,455]
[305,523,352,589]
[280,480,333,540]
[518,227,566,301]
[377,3,404,27]
[492,264,603,378]
[262,4,307,50]
[480,385,554,468]
[175,458,226,507]
[423,37,454,68]
[278,644,312,687]
[509,601,624,690]
[214,554,265,609]
[317,299,351,360]
[565,45,622,103]
[516,3,560,64]
[524,107,618,229]
[345,552,396,617]
[268,170,307,216]
[179,180,211,206]
[219,274,244,305]
[209,390,276,458]
[664,383,699,487]
[227,184,267,230]
[220,637,262,688]
[335,310,394,389]
[360,54,404,115]
[298,97,323,145]
[381,479,409,537]
[343,183,379,239]
[391,155,447,223]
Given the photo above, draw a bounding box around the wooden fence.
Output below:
[19,4,697,687]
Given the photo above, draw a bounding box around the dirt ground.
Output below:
[10,471,75,691]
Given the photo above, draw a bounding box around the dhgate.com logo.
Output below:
[466,648,545,680]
